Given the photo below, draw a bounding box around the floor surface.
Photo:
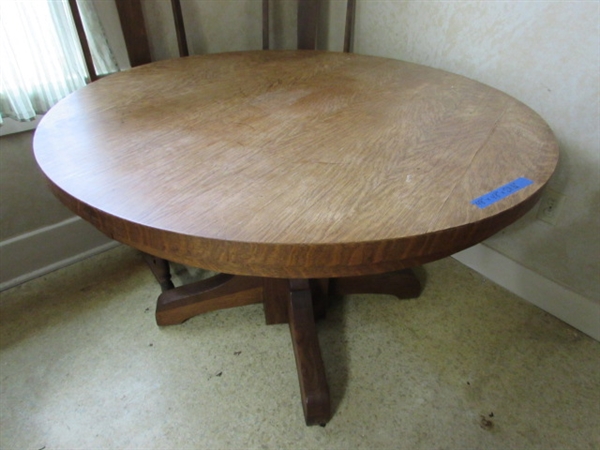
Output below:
[1,246,598,449]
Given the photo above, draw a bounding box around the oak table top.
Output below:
[34,50,559,426]
[34,50,558,279]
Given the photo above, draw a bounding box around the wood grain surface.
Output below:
[34,51,559,278]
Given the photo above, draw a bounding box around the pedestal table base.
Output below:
[143,254,421,426]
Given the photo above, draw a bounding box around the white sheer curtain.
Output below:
[0,0,120,125]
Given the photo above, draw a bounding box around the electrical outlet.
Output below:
[537,188,566,225]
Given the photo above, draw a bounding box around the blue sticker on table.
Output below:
[471,177,534,209]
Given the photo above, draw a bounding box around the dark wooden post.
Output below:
[68,0,98,81]
[170,0,189,57]
[343,0,356,53]
[115,0,152,66]
[297,0,320,49]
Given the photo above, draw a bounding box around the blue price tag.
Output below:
[471,177,534,209]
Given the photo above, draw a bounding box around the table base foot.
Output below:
[331,269,422,298]
[156,274,263,326]
[289,279,331,425]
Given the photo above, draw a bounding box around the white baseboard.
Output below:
[0,217,119,291]
[453,244,600,341]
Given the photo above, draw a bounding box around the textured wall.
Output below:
[351,1,599,301]
[0,132,73,240]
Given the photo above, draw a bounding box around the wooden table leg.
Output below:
[142,253,174,292]
[156,274,263,325]
[288,279,331,426]
[263,278,290,325]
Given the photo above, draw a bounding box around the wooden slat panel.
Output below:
[68,0,98,81]
[343,0,356,53]
[262,0,270,50]
[297,0,320,49]
[115,0,151,66]
[170,0,189,57]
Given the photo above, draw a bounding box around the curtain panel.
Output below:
[0,0,120,125]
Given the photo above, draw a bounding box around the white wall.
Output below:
[350,1,599,303]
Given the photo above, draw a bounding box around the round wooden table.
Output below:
[34,50,558,425]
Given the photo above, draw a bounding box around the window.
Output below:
[0,0,121,127]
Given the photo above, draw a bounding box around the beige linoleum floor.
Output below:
[1,246,598,450]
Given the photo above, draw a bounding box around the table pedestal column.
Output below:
[146,255,421,426]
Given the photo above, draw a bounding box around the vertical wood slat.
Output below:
[115,0,151,67]
[262,0,270,50]
[67,0,98,82]
[170,0,189,57]
[297,0,320,50]
[343,0,356,53]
